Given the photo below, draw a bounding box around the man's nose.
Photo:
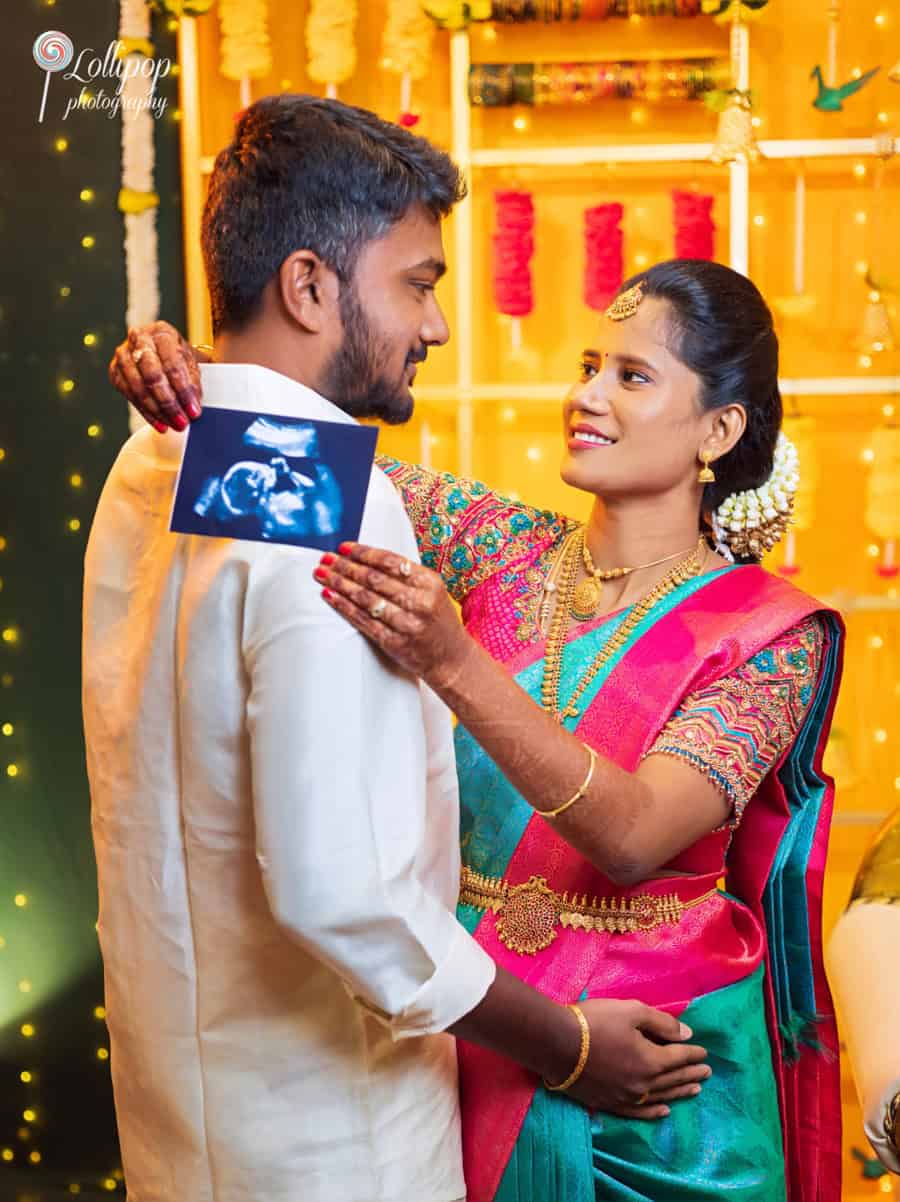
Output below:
[421,295,450,347]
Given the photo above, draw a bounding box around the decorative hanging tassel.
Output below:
[382,0,434,126]
[865,425,900,578]
[583,203,623,311]
[306,0,358,96]
[492,190,535,355]
[854,289,896,354]
[774,172,816,319]
[218,0,272,84]
[672,189,715,259]
[778,412,817,576]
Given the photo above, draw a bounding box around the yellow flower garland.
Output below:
[219,0,272,83]
[306,0,358,87]
[382,0,434,82]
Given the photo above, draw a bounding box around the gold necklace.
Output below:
[570,530,700,622]
[541,535,706,723]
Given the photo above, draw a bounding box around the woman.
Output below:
[114,260,842,1202]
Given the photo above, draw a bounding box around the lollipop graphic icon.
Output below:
[33,31,74,124]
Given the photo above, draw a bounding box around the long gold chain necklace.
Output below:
[541,535,706,723]
[571,530,700,622]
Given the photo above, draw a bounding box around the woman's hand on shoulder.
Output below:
[109,321,205,432]
[314,543,474,690]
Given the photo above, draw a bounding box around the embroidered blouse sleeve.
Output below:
[645,613,825,825]
[376,454,571,603]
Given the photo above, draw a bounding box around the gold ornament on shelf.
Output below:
[708,90,761,164]
[854,289,896,355]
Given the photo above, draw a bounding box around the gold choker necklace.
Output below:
[541,534,706,723]
[569,530,701,622]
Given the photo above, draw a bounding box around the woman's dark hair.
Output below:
[615,258,782,515]
[202,94,466,335]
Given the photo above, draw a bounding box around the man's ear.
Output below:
[277,250,340,334]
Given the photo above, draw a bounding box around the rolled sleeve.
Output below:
[244,547,493,1035]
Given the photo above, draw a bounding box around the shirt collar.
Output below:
[151,362,358,461]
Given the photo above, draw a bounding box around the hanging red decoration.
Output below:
[584,203,624,311]
[672,189,715,259]
[492,190,535,317]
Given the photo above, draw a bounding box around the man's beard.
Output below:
[319,283,421,426]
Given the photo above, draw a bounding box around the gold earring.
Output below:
[698,451,716,485]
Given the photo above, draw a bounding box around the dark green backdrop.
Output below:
[0,0,186,1186]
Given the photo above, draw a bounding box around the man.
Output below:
[90,95,708,1202]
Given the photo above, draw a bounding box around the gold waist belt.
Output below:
[459,866,718,955]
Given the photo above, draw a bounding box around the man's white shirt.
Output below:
[82,364,495,1202]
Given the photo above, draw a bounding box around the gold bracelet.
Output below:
[540,746,597,819]
[195,343,215,360]
[543,1003,590,1092]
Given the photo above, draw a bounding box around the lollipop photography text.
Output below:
[32,30,171,124]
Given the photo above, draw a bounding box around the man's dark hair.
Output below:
[202,94,466,335]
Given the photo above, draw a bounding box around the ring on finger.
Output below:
[370,598,388,621]
[636,1091,650,1106]
[133,347,150,365]
[398,559,412,578]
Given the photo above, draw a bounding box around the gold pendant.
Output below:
[570,575,601,622]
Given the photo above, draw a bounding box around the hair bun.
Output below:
[711,431,799,561]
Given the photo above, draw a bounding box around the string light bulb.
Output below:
[18,980,31,993]
[68,519,82,533]
[55,137,68,153]
[80,188,95,203]
[59,285,71,298]
[0,1149,12,1162]
[20,1071,32,1083]
[874,729,888,743]
[6,764,19,778]
[20,1024,35,1038]
[94,1005,107,1020]
[29,1150,41,1164]
[23,1109,36,1123]
[2,724,12,737]
[853,163,867,179]
[61,378,76,395]
[97,1047,110,1061]
[14,894,27,907]
[83,332,98,348]
[70,473,83,489]
[81,236,96,249]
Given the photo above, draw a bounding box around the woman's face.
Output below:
[560,296,711,503]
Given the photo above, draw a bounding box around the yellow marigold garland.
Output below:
[382,0,434,82]
[306,0,358,87]
[219,0,272,83]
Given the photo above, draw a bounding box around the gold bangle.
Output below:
[195,343,215,360]
[544,1003,590,1092]
[540,746,597,818]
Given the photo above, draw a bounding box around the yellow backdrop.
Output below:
[179,3,899,1195]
